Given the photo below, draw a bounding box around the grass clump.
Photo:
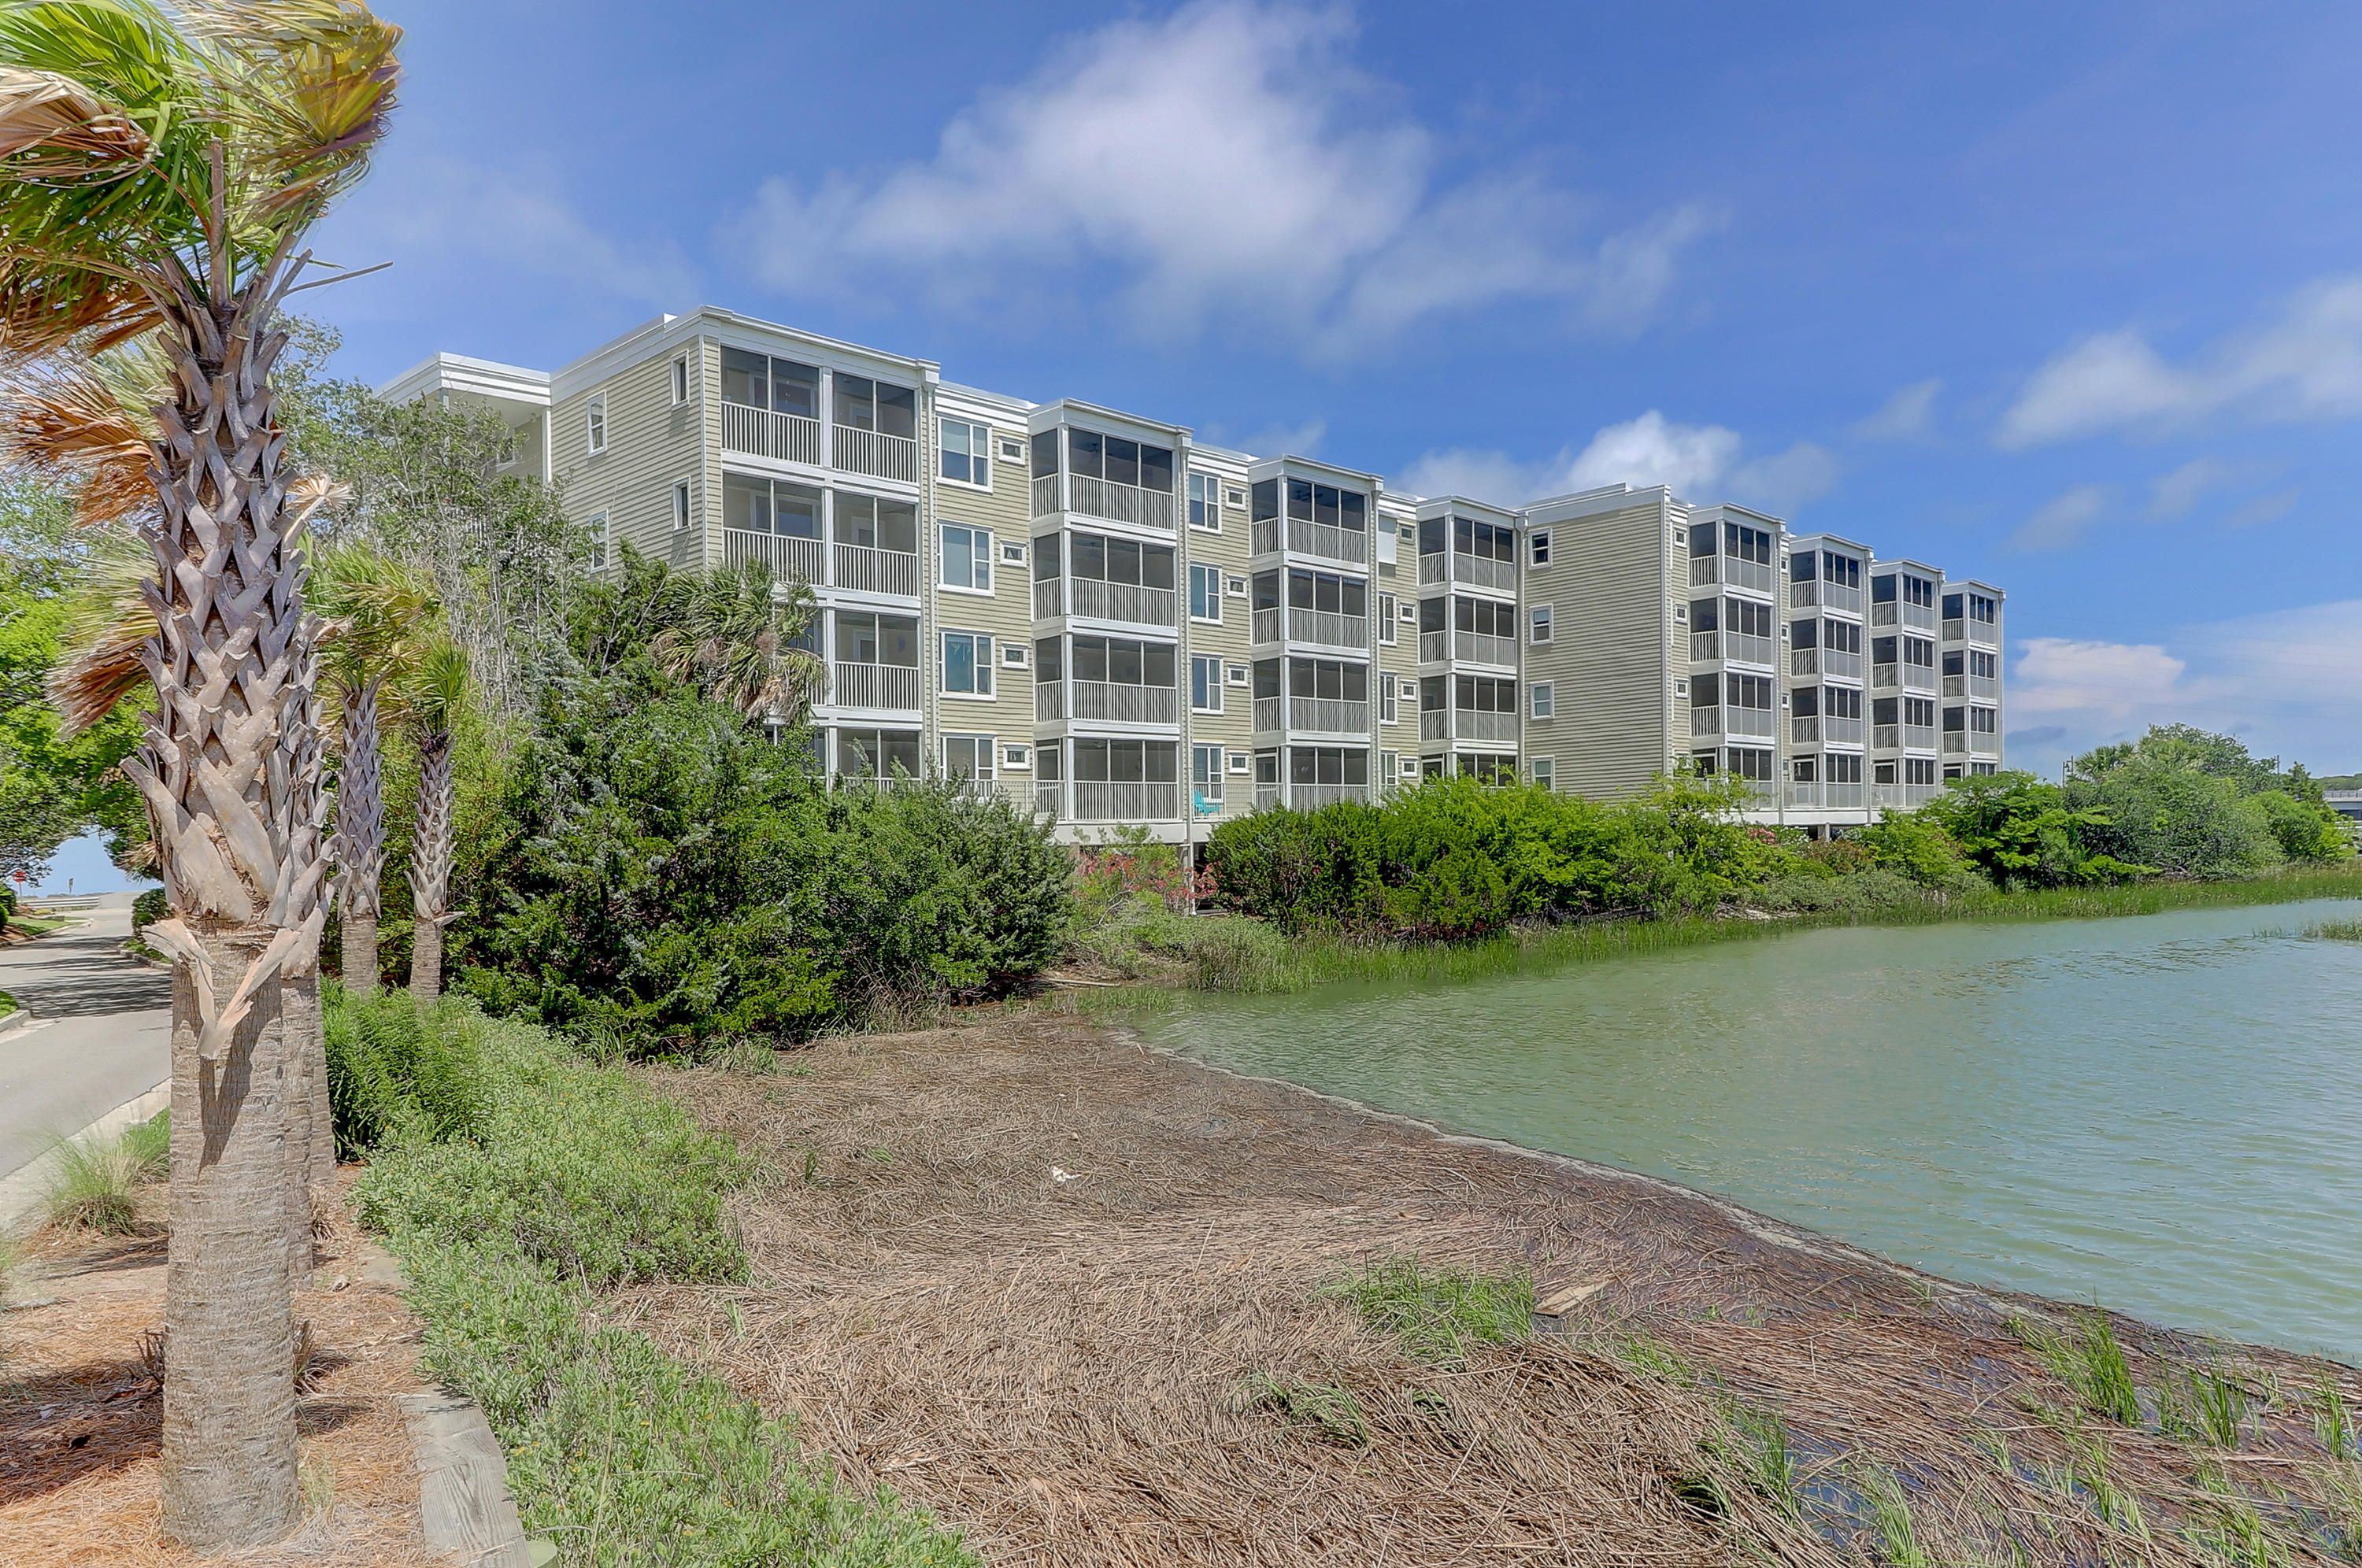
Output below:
[0,987,16,1013]
[2312,1378,2359,1462]
[39,1111,168,1235]
[325,983,493,1157]
[2158,1362,2251,1448]
[1705,1402,1803,1522]
[2011,1311,2142,1426]
[1327,1256,1533,1364]
[1241,1371,1369,1447]
[344,991,975,1565]
[2305,917,2362,943]
[1855,1465,1931,1567]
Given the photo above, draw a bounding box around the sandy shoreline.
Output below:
[627,1009,2362,1566]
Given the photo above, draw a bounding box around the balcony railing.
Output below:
[1872,663,1897,690]
[832,424,918,483]
[1072,780,1179,822]
[1453,554,1516,594]
[1416,553,1448,587]
[1691,555,1775,594]
[1033,579,1063,619]
[1942,617,1966,643]
[1872,601,1939,632]
[1030,473,1061,518]
[1419,631,1446,663]
[1790,579,1865,616]
[1420,709,1449,741]
[1035,682,1065,721]
[1901,663,1937,694]
[1872,782,1943,812]
[1694,705,1775,740]
[721,528,824,583]
[1456,710,1516,744]
[1943,730,1968,756]
[1291,782,1370,809]
[1067,578,1176,626]
[1905,723,1936,750]
[1289,608,1367,649]
[1970,620,2000,649]
[720,402,822,465]
[1454,630,1516,667]
[1254,782,1282,812]
[834,543,920,597]
[830,661,920,712]
[1251,607,1282,644]
[1071,680,1179,725]
[1785,779,1868,811]
[1253,696,1283,734]
[1067,474,1175,531]
[1690,630,1775,667]
[1288,696,1369,735]
[1971,731,2000,758]
[1247,517,1367,565]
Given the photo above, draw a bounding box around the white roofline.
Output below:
[377,352,550,408]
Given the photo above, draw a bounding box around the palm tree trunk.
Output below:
[129,268,319,1548]
[407,729,454,1004]
[334,678,385,993]
[280,645,330,1292]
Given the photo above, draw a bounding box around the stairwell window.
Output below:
[672,482,691,531]
[941,523,994,593]
[1531,604,1553,644]
[587,394,607,455]
[1379,591,1397,644]
[942,631,994,697]
[587,513,609,571]
[940,418,992,487]
[1529,529,1550,567]
[1531,756,1554,790]
[1188,472,1222,530]
[1191,655,1223,714]
[671,355,690,405]
[1531,682,1554,719]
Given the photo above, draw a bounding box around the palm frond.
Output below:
[48,523,152,736]
[0,336,169,522]
[180,0,399,220]
[0,64,150,175]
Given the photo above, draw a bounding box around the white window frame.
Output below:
[1225,573,1248,597]
[1380,679,1398,725]
[1190,654,1224,714]
[1191,743,1225,802]
[1379,591,1397,645]
[587,394,608,456]
[587,512,609,571]
[940,522,994,594]
[1226,661,1250,687]
[1400,753,1418,778]
[1530,603,1553,644]
[939,416,992,490]
[1529,528,1550,567]
[1675,678,1690,697]
[1227,750,1250,775]
[941,630,995,698]
[1531,756,1555,789]
[672,481,690,531]
[942,732,997,784]
[1000,538,1028,568]
[1531,682,1554,719]
[1399,599,1417,623]
[1672,602,1688,624]
[1187,472,1222,531]
[1000,642,1029,669]
[1002,743,1031,770]
[671,355,690,406]
[1189,562,1224,623]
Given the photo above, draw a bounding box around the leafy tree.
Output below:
[1912,772,2145,889]
[0,2,402,1544]
[1853,809,1983,890]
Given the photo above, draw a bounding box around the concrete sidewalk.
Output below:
[0,906,171,1193]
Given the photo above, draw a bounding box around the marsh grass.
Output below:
[1120,862,2362,997]
[1705,1402,1804,1522]
[2011,1311,2142,1426]
[2158,1363,2252,1448]
[2312,1378,2359,1461]
[39,1111,169,1235]
[1326,1256,1532,1365]
[1855,1465,1931,1567]
[1241,1371,1370,1447]
[2302,917,2362,942]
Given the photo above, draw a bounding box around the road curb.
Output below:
[0,1077,172,1229]
[0,1006,28,1037]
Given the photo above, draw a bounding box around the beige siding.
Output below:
[1374,513,1420,780]
[1180,464,1254,816]
[927,409,1035,774]
[549,344,705,566]
[1523,498,1677,801]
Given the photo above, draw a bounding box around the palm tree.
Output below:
[308,540,435,995]
[405,639,466,1003]
[609,546,825,723]
[0,2,399,1548]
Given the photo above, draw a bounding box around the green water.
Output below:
[1136,898,2362,1362]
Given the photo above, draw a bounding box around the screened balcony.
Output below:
[720,349,823,466]
[1250,478,1370,566]
[828,612,920,713]
[1249,568,1368,649]
[1031,427,1178,529]
[1031,531,1179,626]
[832,375,918,483]
[722,474,917,596]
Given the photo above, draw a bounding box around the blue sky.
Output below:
[298,0,2362,782]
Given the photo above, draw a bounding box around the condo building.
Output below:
[386,306,2006,842]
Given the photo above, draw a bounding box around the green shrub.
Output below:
[39,1113,168,1234]
[131,887,166,931]
[2249,788,2351,863]
[325,985,491,1157]
[1753,866,1932,916]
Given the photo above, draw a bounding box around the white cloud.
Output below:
[2004,598,2362,775]
[2145,457,2231,520]
[1398,412,1833,512]
[2224,487,2299,530]
[728,1,1716,349]
[356,155,698,309]
[1997,274,2362,447]
[2007,483,2112,551]
[1853,378,1942,441]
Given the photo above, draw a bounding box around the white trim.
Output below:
[587,394,608,456]
[1530,602,1553,644]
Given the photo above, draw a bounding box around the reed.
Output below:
[1856,1465,1931,1567]
[2010,1311,2142,1427]
[1326,1256,1534,1366]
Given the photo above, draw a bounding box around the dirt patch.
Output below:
[0,1181,440,1566]
[627,1011,2362,1567]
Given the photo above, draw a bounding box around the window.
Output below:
[1531,604,1553,644]
[672,481,691,531]
[1675,678,1690,697]
[1379,591,1397,644]
[721,349,819,417]
[1451,514,1516,562]
[1380,678,1398,725]
[1190,563,1223,622]
[1227,573,1248,597]
[942,631,994,697]
[942,734,995,785]
[1191,655,1223,713]
[1531,682,1554,719]
[835,375,917,439]
[1529,529,1551,566]
[836,612,920,668]
[587,394,607,455]
[1192,745,1224,804]
[671,355,690,405]
[1001,642,1028,669]
[587,512,609,571]
[941,523,994,592]
[1531,756,1554,790]
[1064,428,1175,492]
[1380,749,1398,783]
[1673,602,1689,624]
[1071,634,1177,690]
[1188,472,1221,530]
[1001,538,1027,568]
[939,418,991,487]
[1067,531,1177,590]
[1227,661,1249,687]
[1003,743,1030,769]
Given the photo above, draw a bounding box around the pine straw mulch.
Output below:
[0,1181,442,1566]
[624,1010,2362,1568]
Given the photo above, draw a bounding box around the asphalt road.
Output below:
[0,907,171,1181]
